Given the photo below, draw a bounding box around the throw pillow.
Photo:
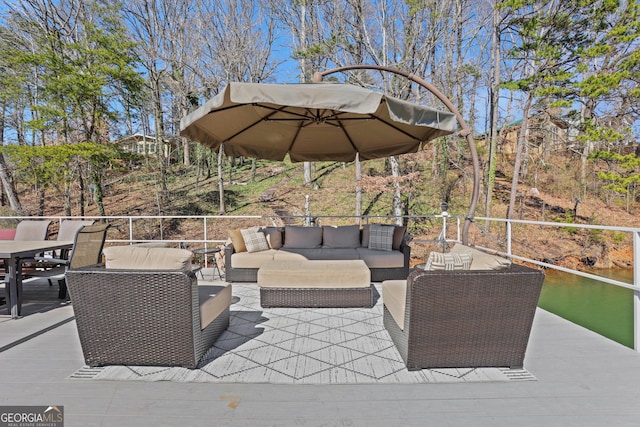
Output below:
[283,226,323,249]
[259,227,283,249]
[449,244,511,270]
[240,228,270,253]
[322,225,361,248]
[424,252,473,271]
[392,226,406,250]
[228,229,247,253]
[368,224,394,251]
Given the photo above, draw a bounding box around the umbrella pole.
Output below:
[313,66,480,245]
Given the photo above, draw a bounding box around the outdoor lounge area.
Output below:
[2,269,640,426]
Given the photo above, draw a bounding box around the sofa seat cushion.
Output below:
[275,248,360,261]
[103,246,193,271]
[382,280,407,330]
[230,249,278,269]
[198,282,232,330]
[258,260,370,289]
[356,248,405,268]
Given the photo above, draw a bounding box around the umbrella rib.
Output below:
[222,104,289,143]
[370,114,423,142]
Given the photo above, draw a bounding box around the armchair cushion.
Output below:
[449,244,511,270]
[103,246,193,271]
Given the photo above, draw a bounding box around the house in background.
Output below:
[115,134,179,163]
[476,112,572,159]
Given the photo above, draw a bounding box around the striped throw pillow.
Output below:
[424,252,473,271]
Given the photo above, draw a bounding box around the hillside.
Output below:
[5,149,638,270]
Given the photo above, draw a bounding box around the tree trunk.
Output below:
[304,162,312,185]
[390,155,403,225]
[507,95,533,219]
[0,102,23,214]
[355,153,362,224]
[218,144,226,214]
[485,3,501,227]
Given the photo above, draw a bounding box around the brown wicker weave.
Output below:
[383,264,544,370]
[260,285,374,308]
[66,267,230,369]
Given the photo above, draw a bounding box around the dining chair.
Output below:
[25,223,110,299]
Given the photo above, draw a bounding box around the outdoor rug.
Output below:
[70,284,536,384]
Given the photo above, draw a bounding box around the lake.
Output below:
[539,268,635,348]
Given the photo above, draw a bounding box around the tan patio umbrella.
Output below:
[179,82,457,162]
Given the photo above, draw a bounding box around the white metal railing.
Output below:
[1,213,638,350]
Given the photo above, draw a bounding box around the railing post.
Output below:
[634,231,639,352]
[506,220,512,259]
[129,217,133,244]
[203,217,208,268]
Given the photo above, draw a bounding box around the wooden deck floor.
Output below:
[1,276,640,426]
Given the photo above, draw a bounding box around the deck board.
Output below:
[1,277,640,426]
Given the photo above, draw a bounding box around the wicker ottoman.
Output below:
[257,259,373,308]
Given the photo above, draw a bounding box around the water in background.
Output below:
[539,268,634,348]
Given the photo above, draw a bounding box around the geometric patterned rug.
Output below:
[70,284,536,384]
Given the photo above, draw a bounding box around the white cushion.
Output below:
[449,244,511,270]
[423,252,473,271]
[241,228,270,253]
[103,246,193,271]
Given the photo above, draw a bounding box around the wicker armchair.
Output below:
[66,267,230,369]
[382,264,544,370]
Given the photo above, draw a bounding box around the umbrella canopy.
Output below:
[180,82,457,162]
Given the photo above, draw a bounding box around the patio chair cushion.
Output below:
[449,244,511,270]
[382,279,407,330]
[424,252,473,271]
[103,246,193,271]
[283,226,323,249]
[241,228,270,253]
[198,282,232,330]
[229,229,247,253]
[322,225,360,248]
[368,224,394,251]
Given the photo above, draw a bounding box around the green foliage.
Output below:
[590,151,640,196]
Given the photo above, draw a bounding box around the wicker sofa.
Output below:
[382,247,544,370]
[66,246,231,369]
[224,224,411,282]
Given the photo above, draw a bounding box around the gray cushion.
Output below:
[368,224,394,251]
[259,227,283,249]
[283,226,323,249]
[322,225,361,248]
[356,248,405,268]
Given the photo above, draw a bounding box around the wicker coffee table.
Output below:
[257,259,373,308]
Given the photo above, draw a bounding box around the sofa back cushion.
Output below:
[103,246,193,271]
[259,227,283,249]
[322,225,361,248]
[283,226,323,249]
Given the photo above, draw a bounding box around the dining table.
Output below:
[1,240,73,319]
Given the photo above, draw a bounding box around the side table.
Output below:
[193,246,224,280]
